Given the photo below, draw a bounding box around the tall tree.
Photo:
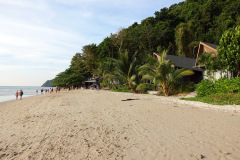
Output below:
[218,26,240,77]
[81,44,99,75]
[113,51,139,93]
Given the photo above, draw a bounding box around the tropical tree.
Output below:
[81,44,99,75]
[197,52,222,78]
[217,26,240,77]
[52,68,84,87]
[100,58,118,89]
[113,51,139,93]
[138,50,194,96]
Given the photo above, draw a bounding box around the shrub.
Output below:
[112,84,132,92]
[196,79,215,97]
[136,83,155,93]
[172,81,196,94]
[215,77,240,93]
[196,77,240,97]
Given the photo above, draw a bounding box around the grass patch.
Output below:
[111,89,132,93]
[180,93,240,105]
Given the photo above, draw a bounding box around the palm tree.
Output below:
[138,50,194,96]
[101,59,118,89]
[113,51,138,93]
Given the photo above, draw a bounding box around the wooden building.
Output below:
[195,42,218,66]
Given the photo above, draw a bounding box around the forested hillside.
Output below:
[52,0,240,87]
[41,80,53,87]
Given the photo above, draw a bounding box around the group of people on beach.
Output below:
[36,87,60,95]
[15,90,23,100]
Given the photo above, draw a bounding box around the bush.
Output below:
[172,81,196,94]
[196,79,215,97]
[136,83,155,93]
[214,77,240,93]
[112,84,132,92]
[196,77,240,97]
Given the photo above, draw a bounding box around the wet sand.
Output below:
[0,90,239,159]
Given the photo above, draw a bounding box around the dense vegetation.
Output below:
[52,0,240,97]
[182,77,240,105]
[41,80,53,87]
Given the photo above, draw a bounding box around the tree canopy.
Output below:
[52,0,240,88]
[218,26,240,77]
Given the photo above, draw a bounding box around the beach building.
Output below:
[153,52,203,83]
[195,42,232,79]
[83,77,100,89]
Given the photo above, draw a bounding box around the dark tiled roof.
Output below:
[201,42,219,50]
[155,53,202,71]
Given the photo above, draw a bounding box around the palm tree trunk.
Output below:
[129,82,137,93]
[111,80,118,89]
[162,83,169,96]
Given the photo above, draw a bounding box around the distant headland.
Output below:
[41,80,53,87]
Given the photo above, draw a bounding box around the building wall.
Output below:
[201,45,218,55]
[203,70,231,80]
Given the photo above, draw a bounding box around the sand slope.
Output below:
[0,90,239,160]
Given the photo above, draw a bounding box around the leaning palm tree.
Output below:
[113,51,138,93]
[138,50,194,96]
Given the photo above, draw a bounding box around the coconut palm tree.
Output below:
[101,58,118,89]
[138,50,194,96]
[113,51,139,93]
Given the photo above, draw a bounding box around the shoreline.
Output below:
[0,93,45,104]
[0,89,239,159]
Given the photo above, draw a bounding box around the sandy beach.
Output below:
[0,90,239,160]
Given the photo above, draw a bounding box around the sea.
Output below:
[0,86,54,103]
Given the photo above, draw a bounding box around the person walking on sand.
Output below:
[19,90,23,100]
[55,87,58,93]
[15,90,19,100]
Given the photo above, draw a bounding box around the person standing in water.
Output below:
[19,90,23,100]
[15,90,19,100]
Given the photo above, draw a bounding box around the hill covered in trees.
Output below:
[52,0,240,87]
[41,80,53,87]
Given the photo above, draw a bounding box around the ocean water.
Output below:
[0,86,54,103]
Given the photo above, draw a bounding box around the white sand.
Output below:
[0,90,239,160]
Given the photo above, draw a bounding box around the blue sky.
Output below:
[0,0,183,86]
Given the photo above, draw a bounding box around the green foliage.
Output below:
[81,44,99,75]
[41,80,53,87]
[172,81,196,95]
[182,93,240,105]
[139,50,194,96]
[214,77,240,93]
[113,51,140,93]
[196,79,215,97]
[197,51,223,77]
[112,84,131,93]
[98,37,118,62]
[100,58,118,89]
[136,83,155,94]
[52,0,240,90]
[218,26,240,77]
[196,77,240,97]
[52,68,84,87]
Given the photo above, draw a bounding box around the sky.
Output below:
[0,0,183,86]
